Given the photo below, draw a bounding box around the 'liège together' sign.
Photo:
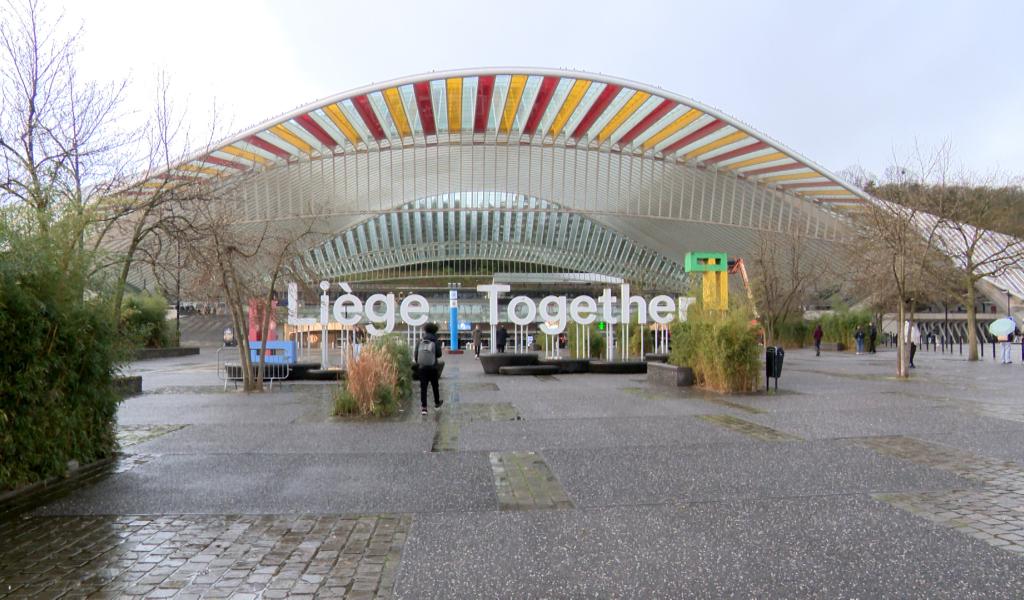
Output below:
[288,282,690,336]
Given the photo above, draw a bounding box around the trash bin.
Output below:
[765,346,784,390]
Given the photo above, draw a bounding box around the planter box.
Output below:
[112,375,143,397]
[479,353,539,375]
[132,346,200,361]
[498,365,560,376]
[819,342,846,352]
[538,358,590,374]
[647,362,694,387]
[644,353,669,363]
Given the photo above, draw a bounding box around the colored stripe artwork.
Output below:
[702,140,768,165]
[597,91,650,143]
[661,119,727,155]
[222,145,269,165]
[499,75,528,134]
[571,84,620,140]
[474,75,495,133]
[523,76,558,136]
[383,88,412,138]
[245,135,291,159]
[642,108,701,150]
[618,99,674,146]
[322,104,361,145]
[548,79,591,138]
[296,114,337,148]
[446,78,462,134]
[352,95,386,140]
[413,82,437,136]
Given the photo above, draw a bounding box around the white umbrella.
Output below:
[989,317,1016,337]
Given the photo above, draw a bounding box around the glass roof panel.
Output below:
[461,76,478,134]
[398,84,422,137]
[536,78,573,138]
[308,110,351,150]
[586,87,634,139]
[513,75,543,135]
[487,74,511,133]
[653,113,715,153]
[367,91,400,140]
[430,79,448,134]
[338,99,374,142]
[608,95,669,147]
[560,82,605,138]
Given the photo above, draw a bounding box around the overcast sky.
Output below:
[56,0,1024,180]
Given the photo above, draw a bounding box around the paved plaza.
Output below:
[3,343,1024,598]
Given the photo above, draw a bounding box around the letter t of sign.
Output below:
[477,284,511,355]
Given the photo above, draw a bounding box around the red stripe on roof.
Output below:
[352,95,386,140]
[571,84,620,139]
[616,99,674,146]
[204,156,247,170]
[413,82,436,137]
[296,114,337,148]
[661,119,727,156]
[245,135,291,159]
[742,162,807,177]
[473,75,495,133]
[702,141,769,165]
[523,76,559,136]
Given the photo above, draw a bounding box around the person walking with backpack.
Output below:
[414,322,444,415]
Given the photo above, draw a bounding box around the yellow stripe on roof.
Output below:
[446,78,462,134]
[548,79,591,138]
[642,108,702,150]
[762,171,822,183]
[499,75,528,134]
[222,145,269,165]
[684,131,747,160]
[270,124,312,155]
[323,104,361,145]
[724,151,787,170]
[383,87,411,138]
[597,91,650,143]
[177,164,219,176]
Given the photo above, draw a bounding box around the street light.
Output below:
[1004,289,1012,316]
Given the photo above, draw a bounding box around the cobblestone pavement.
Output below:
[7,348,1024,598]
[0,514,410,599]
[489,451,574,510]
[855,436,1024,556]
[697,414,803,442]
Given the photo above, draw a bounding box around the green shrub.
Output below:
[0,231,128,491]
[627,316,655,357]
[565,323,605,359]
[121,293,171,348]
[669,304,760,392]
[774,317,811,348]
[816,309,872,350]
[332,334,410,418]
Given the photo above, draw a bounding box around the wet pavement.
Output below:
[3,346,1024,598]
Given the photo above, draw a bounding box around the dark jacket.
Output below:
[813,327,823,342]
[495,326,507,348]
[414,332,442,368]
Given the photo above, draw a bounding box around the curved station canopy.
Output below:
[131,68,868,290]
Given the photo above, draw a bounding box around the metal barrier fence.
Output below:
[882,333,1022,361]
[217,346,292,391]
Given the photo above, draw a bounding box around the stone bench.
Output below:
[537,358,590,373]
[479,353,539,375]
[646,361,694,386]
[498,365,561,376]
[644,353,669,363]
[589,360,648,374]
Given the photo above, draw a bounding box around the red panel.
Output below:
[245,135,291,159]
[523,76,559,135]
[702,141,769,165]
[570,84,620,140]
[413,81,437,136]
[204,156,247,170]
[296,114,337,148]
[661,119,727,155]
[473,75,495,133]
[742,162,806,177]
[352,95,386,140]
[616,99,674,146]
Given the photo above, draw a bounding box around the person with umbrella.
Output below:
[993,316,1017,364]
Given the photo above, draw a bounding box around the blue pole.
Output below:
[450,305,458,351]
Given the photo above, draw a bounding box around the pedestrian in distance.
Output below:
[905,320,921,368]
[472,323,482,359]
[813,324,823,357]
[414,322,444,415]
[855,325,865,355]
[868,323,878,354]
[495,324,507,353]
[1000,317,1016,364]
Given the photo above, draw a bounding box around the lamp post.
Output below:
[1005,289,1012,316]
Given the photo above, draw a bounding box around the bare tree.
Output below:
[847,149,952,377]
[924,180,1024,360]
[749,230,821,347]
